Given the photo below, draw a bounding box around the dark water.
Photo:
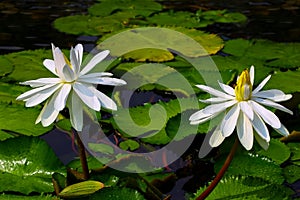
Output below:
[0,0,299,55]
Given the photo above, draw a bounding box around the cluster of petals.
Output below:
[17,44,126,131]
[189,66,293,150]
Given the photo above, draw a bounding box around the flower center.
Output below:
[235,69,252,101]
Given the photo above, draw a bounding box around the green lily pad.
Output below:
[197,9,247,23]
[147,11,205,28]
[0,103,53,140]
[223,39,300,69]
[264,69,300,93]
[256,139,291,165]
[54,15,124,36]
[0,136,65,194]
[88,0,162,17]
[2,49,54,82]
[283,164,300,183]
[215,151,284,184]
[0,194,56,200]
[119,139,140,151]
[191,175,293,200]
[0,56,13,77]
[89,187,145,200]
[97,27,220,58]
[123,48,174,62]
[112,97,201,145]
[0,82,28,104]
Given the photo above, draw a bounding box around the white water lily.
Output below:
[189,66,293,150]
[17,43,126,131]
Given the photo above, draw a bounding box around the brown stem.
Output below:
[197,138,239,200]
[75,130,90,180]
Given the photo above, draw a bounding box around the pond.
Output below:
[0,0,300,200]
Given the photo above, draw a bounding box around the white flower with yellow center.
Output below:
[17,43,126,131]
[189,66,293,150]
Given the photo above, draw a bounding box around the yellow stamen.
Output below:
[63,54,73,69]
[235,69,252,101]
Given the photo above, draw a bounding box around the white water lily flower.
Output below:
[17,43,126,131]
[189,66,293,150]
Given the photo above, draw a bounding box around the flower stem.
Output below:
[197,138,239,200]
[75,130,89,180]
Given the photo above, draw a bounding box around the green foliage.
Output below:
[0,136,65,194]
[191,175,293,200]
[0,103,53,140]
[283,165,300,184]
[88,187,145,200]
[88,0,162,17]
[119,139,140,151]
[0,194,56,200]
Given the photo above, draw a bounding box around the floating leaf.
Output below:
[54,15,124,36]
[3,49,54,82]
[0,82,28,104]
[0,56,13,77]
[98,27,219,58]
[256,139,291,165]
[0,103,53,140]
[147,11,205,28]
[223,39,300,69]
[0,194,56,200]
[197,9,247,23]
[119,139,140,151]
[287,142,300,161]
[123,48,174,62]
[88,0,162,17]
[264,69,300,93]
[215,151,284,184]
[0,136,65,194]
[89,187,145,200]
[283,165,300,184]
[88,143,115,155]
[191,175,293,200]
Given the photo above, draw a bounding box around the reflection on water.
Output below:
[0,0,299,54]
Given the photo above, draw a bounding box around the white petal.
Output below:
[274,124,290,137]
[190,111,222,125]
[221,104,240,137]
[52,44,67,79]
[78,77,126,86]
[73,82,100,111]
[251,112,270,142]
[252,97,293,115]
[254,133,269,150]
[80,50,110,76]
[250,101,281,129]
[189,100,236,121]
[54,84,72,111]
[38,94,60,126]
[196,85,235,99]
[218,81,235,96]
[209,125,225,147]
[252,75,271,94]
[237,112,253,150]
[62,64,76,82]
[200,97,230,104]
[252,89,292,102]
[250,65,255,85]
[43,59,58,76]
[68,91,83,131]
[79,72,113,79]
[16,83,58,101]
[25,84,62,107]
[70,46,80,75]
[90,87,117,110]
[239,101,254,120]
[74,44,83,66]
[20,78,61,88]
